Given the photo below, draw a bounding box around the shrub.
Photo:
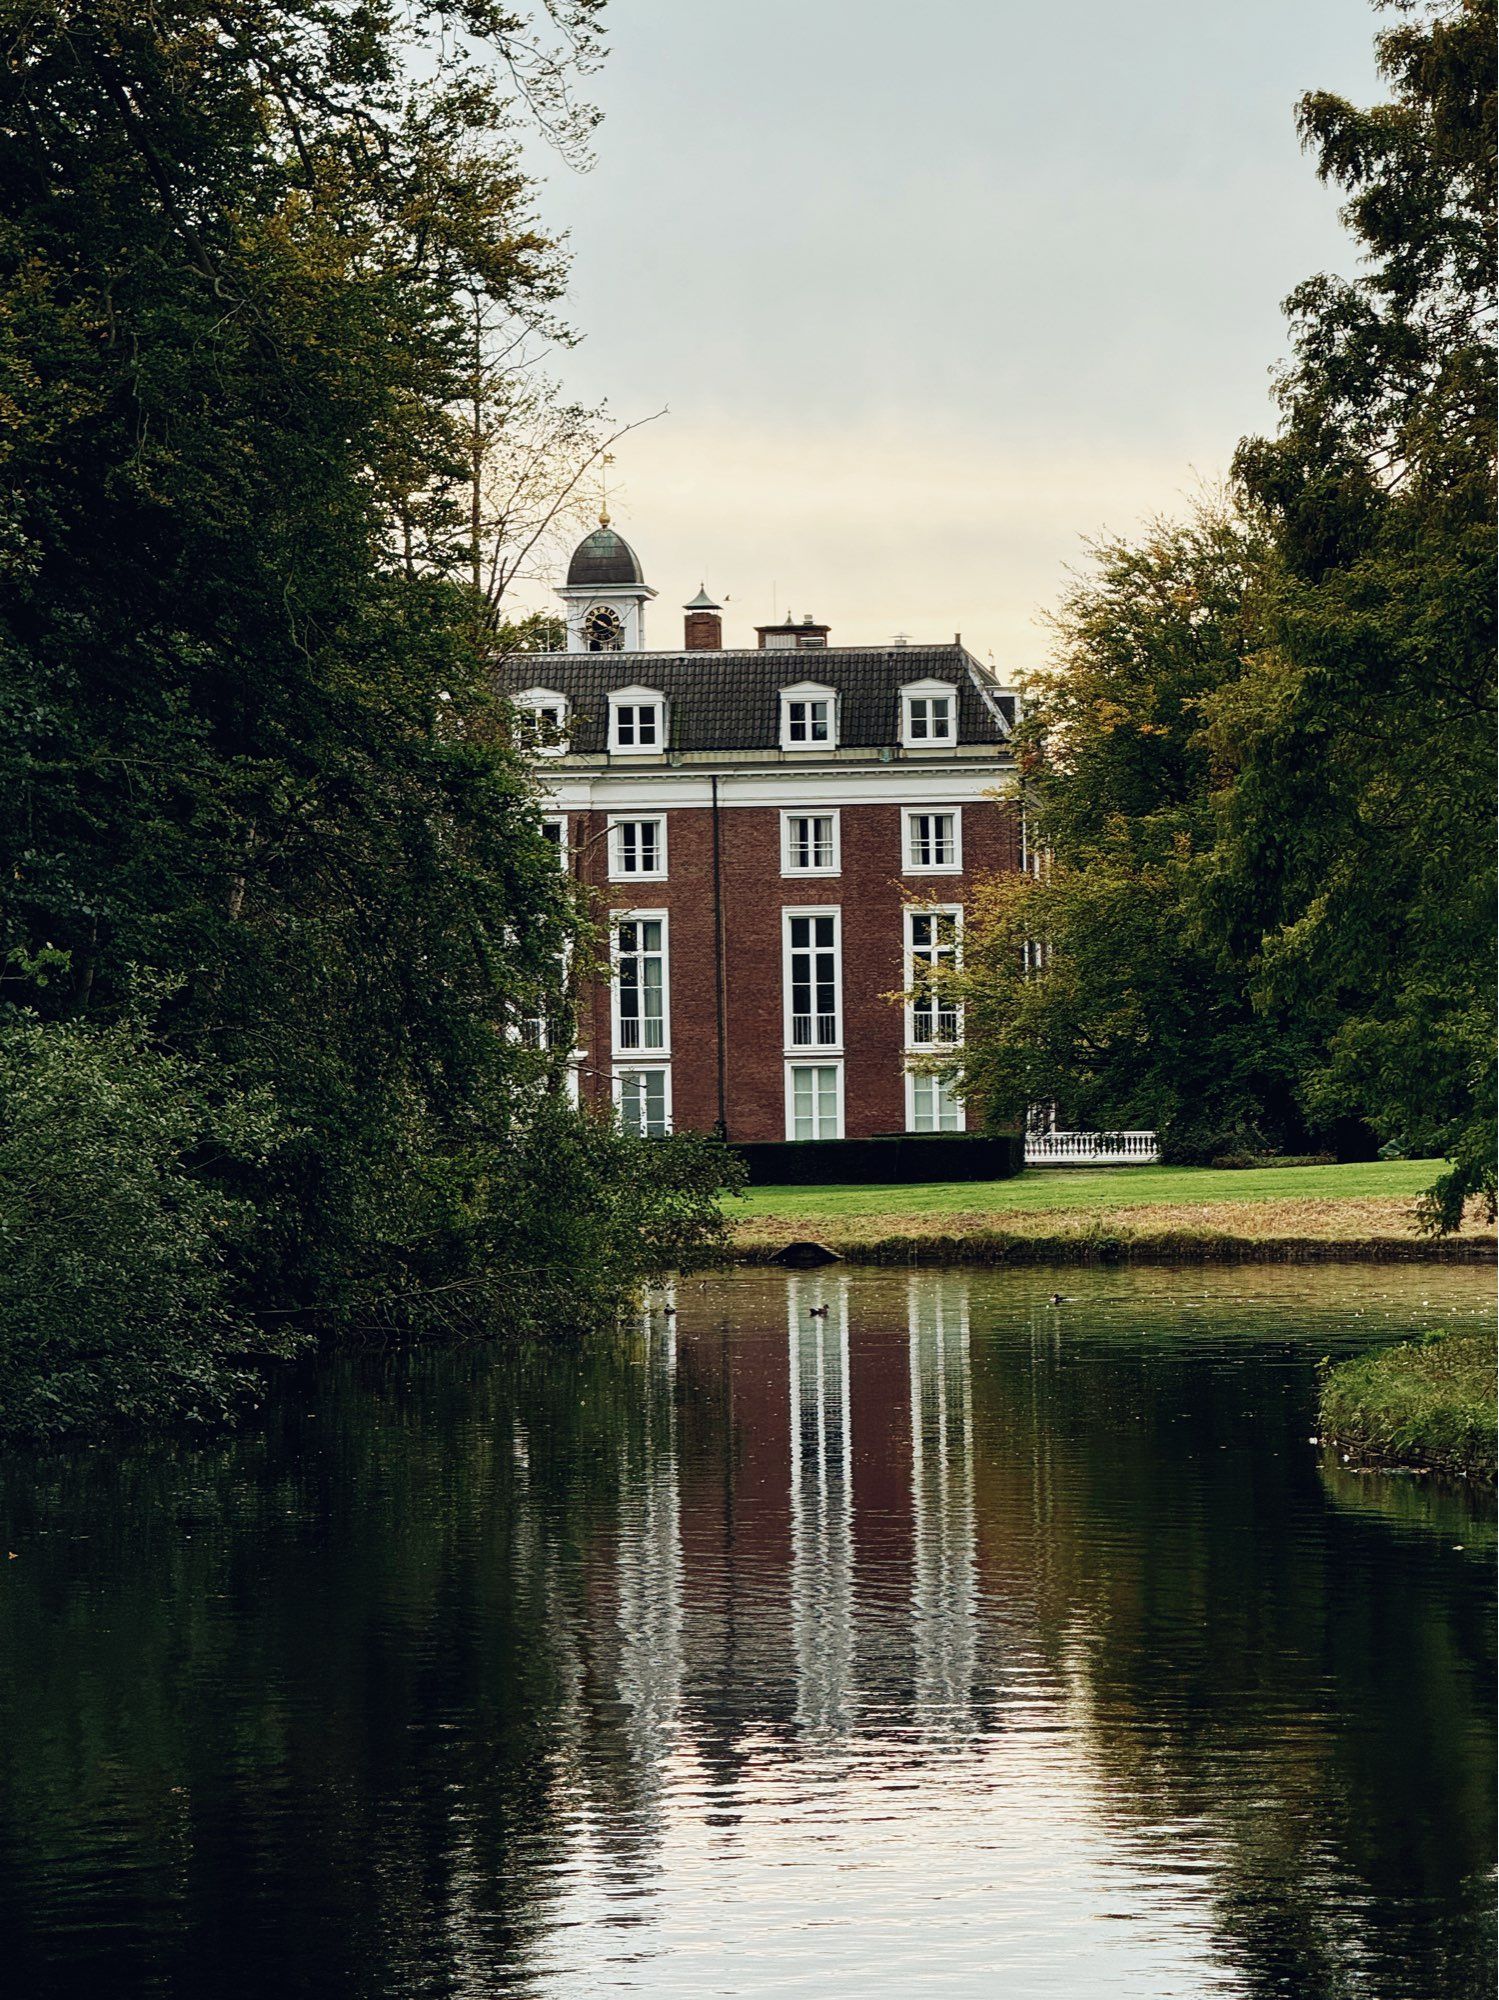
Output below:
[0,1013,300,1440]
[1318,1331,1498,1482]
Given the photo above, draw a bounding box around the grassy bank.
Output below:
[727,1160,1494,1264]
[1319,1330,1498,1481]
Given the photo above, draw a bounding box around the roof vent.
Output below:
[756,614,830,651]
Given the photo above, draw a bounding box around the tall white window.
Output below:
[780,684,838,751]
[784,910,842,1049]
[517,935,570,1052]
[908,1069,965,1133]
[904,809,961,873]
[781,811,840,875]
[614,914,669,1052]
[900,682,957,747]
[608,687,667,755]
[616,1067,671,1137]
[906,907,962,1048]
[540,816,567,861]
[609,816,667,879]
[787,1063,843,1141]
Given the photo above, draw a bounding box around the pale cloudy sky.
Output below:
[520,0,1382,674]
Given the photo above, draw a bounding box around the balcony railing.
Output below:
[791,1013,840,1048]
[1024,1128,1160,1166]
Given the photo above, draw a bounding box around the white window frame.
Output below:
[902,807,962,875]
[905,1065,967,1133]
[540,814,568,863]
[607,685,668,756]
[611,909,671,1056]
[607,814,668,881]
[904,903,964,1050]
[785,1060,845,1141]
[780,808,841,877]
[899,679,958,749]
[779,682,839,752]
[782,906,843,1054]
[613,1064,673,1137]
[513,687,569,757]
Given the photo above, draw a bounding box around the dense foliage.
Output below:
[959,0,1495,1216]
[957,503,1327,1162]
[0,1,733,1437]
[0,1007,292,1439]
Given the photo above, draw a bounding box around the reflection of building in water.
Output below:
[613,1290,684,1772]
[787,1274,855,1736]
[907,1275,978,1729]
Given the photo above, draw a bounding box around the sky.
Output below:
[518,0,1384,675]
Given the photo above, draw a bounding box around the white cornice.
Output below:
[540,764,1016,812]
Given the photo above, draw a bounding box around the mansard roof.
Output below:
[494,644,1016,755]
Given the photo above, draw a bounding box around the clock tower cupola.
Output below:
[557,516,656,653]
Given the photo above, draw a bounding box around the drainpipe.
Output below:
[711,773,729,1137]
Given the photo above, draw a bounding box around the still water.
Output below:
[0,1266,1493,1999]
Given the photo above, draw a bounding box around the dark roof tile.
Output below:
[497,646,1013,755]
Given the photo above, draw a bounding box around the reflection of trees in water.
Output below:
[0,1335,682,1999]
[969,1293,1497,2000]
[0,1272,1489,2000]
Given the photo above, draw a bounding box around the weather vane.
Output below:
[599,452,615,528]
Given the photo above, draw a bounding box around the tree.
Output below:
[446,299,664,641]
[955,502,1318,1161]
[1217,0,1496,1225]
[0,0,731,1426]
[957,0,1494,1217]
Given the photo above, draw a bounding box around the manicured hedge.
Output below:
[733,1134,1023,1187]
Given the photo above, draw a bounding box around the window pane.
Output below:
[619,1070,668,1138]
[617,919,667,1051]
[617,820,661,873]
[791,1065,837,1139]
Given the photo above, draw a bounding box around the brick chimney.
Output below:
[683,585,722,650]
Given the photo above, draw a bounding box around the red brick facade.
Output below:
[557,796,1021,1143]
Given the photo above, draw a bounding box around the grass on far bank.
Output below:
[736,1158,1443,1221]
[728,1159,1494,1262]
[1319,1329,1498,1481]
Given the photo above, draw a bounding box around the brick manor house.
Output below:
[497,519,1023,1154]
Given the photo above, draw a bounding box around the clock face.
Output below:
[585,605,624,652]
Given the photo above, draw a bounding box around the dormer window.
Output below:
[513,687,569,756]
[900,680,958,748]
[608,686,667,756]
[584,605,624,652]
[780,682,838,752]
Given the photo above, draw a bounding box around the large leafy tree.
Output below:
[959,0,1494,1212]
[0,0,729,1379]
[1216,0,1496,1224]
[957,502,1319,1162]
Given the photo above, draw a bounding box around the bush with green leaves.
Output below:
[0,1012,302,1440]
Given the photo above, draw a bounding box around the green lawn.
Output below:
[733,1158,1444,1221]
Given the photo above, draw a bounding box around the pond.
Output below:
[0,1266,1493,1999]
